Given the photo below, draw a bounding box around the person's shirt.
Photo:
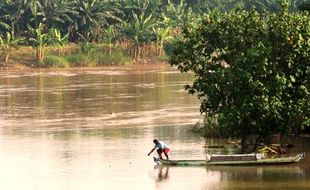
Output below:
[154,141,168,149]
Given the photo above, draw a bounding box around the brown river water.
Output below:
[0,65,309,190]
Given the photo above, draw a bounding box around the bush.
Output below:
[66,54,95,67]
[80,42,96,55]
[94,51,131,65]
[163,38,179,57]
[43,55,69,68]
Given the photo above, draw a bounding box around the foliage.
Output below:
[27,23,50,61]
[0,32,23,63]
[65,53,93,67]
[79,41,96,56]
[298,0,310,11]
[0,0,309,67]
[171,8,310,152]
[94,51,131,65]
[121,12,156,60]
[163,37,179,57]
[43,55,69,68]
[103,25,117,55]
[48,28,69,56]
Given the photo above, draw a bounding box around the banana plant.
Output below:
[0,32,23,63]
[27,23,49,62]
[121,12,155,60]
[49,28,69,56]
[38,0,78,30]
[153,27,171,56]
[103,25,117,55]
[0,0,28,36]
[72,0,120,42]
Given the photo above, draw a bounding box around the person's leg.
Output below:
[164,152,169,160]
[157,149,163,159]
[163,148,170,160]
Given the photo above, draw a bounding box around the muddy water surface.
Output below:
[0,65,309,190]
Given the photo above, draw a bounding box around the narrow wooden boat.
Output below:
[158,153,305,166]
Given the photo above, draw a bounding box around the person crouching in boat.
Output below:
[148,139,170,160]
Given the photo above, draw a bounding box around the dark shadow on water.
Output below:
[154,165,170,183]
[203,165,310,190]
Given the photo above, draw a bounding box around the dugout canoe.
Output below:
[158,153,305,166]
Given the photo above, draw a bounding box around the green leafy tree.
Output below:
[171,8,309,152]
[72,0,120,42]
[48,28,69,56]
[153,27,171,56]
[37,0,78,31]
[298,0,310,11]
[28,23,49,62]
[103,25,117,55]
[77,33,96,56]
[0,0,29,36]
[0,32,23,63]
[121,12,155,60]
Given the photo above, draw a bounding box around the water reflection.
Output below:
[154,166,170,183]
[203,166,309,190]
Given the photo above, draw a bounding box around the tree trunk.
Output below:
[240,122,249,153]
[5,51,10,63]
[109,43,112,55]
[241,137,247,153]
[136,46,141,61]
[37,46,44,62]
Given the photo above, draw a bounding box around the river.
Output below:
[0,65,309,190]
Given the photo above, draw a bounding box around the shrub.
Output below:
[163,38,179,57]
[43,55,69,68]
[80,42,96,55]
[94,51,131,65]
[66,54,95,67]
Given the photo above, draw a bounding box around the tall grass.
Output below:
[65,54,95,67]
[93,50,132,65]
[42,55,69,68]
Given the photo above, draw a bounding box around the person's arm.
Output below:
[148,147,156,156]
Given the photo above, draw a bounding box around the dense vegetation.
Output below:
[0,0,309,67]
[171,0,310,152]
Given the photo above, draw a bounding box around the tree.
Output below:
[72,0,120,42]
[298,0,310,12]
[0,0,29,36]
[121,12,155,60]
[103,25,117,55]
[28,23,49,62]
[0,32,23,63]
[48,28,69,56]
[37,0,78,32]
[153,27,171,56]
[171,8,310,152]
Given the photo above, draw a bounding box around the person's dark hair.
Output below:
[153,139,159,144]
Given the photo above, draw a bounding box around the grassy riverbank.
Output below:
[0,44,169,70]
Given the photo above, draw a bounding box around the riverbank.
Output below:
[0,44,169,70]
[0,62,172,75]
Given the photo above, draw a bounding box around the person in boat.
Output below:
[148,139,170,160]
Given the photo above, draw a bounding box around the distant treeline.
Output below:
[0,0,310,64]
